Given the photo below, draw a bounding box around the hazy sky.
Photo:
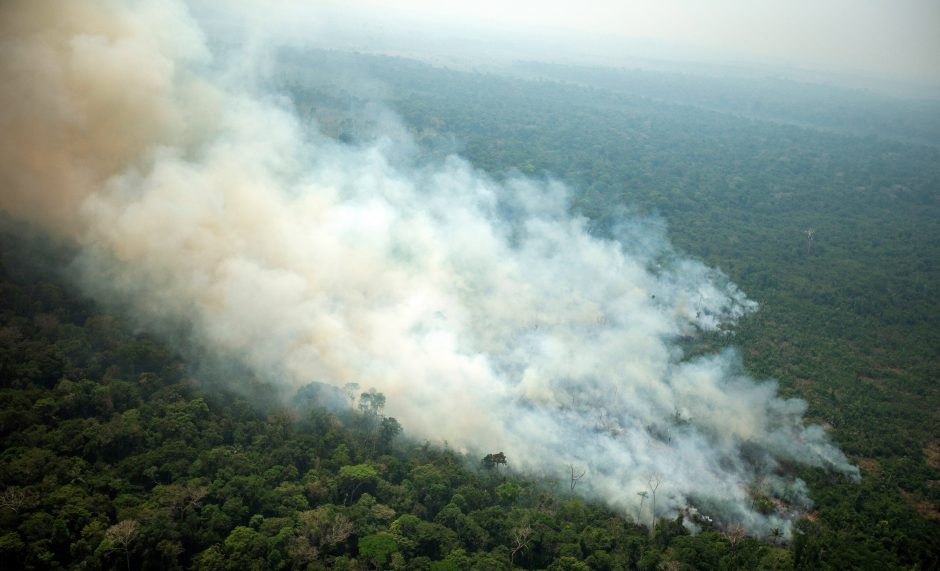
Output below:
[311,0,940,88]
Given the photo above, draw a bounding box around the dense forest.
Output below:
[2,49,939,570]
[0,222,796,570]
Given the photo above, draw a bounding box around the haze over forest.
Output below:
[0,1,937,569]
[190,0,940,96]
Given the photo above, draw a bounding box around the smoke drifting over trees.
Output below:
[0,0,858,535]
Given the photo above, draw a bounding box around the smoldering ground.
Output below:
[0,0,858,537]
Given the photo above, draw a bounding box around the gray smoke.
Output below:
[0,0,857,537]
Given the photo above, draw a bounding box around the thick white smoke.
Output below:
[0,0,858,536]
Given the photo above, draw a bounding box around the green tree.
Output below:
[338,464,379,505]
[358,533,398,568]
[548,555,590,571]
[482,452,507,475]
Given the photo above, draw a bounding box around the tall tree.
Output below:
[104,519,139,571]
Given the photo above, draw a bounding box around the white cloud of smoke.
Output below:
[0,0,858,536]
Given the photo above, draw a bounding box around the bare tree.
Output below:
[287,537,319,568]
[105,519,140,571]
[723,524,747,567]
[636,491,649,523]
[324,514,353,545]
[804,228,816,253]
[289,508,353,567]
[0,487,26,513]
[568,464,586,492]
[647,474,664,538]
[163,483,208,521]
[182,484,208,512]
[509,524,534,565]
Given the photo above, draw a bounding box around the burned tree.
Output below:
[648,473,664,538]
[568,464,586,492]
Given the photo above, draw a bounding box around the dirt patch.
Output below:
[856,457,879,473]
[793,378,813,393]
[858,375,888,390]
[924,441,940,470]
[901,490,940,520]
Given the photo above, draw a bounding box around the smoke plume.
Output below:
[0,0,858,536]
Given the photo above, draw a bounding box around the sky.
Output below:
[306,0,940,90]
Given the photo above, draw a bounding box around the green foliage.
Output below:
[357,533,398,567]
[548,555,591,571]
[482,452,508,472]
[496,482,521,506]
